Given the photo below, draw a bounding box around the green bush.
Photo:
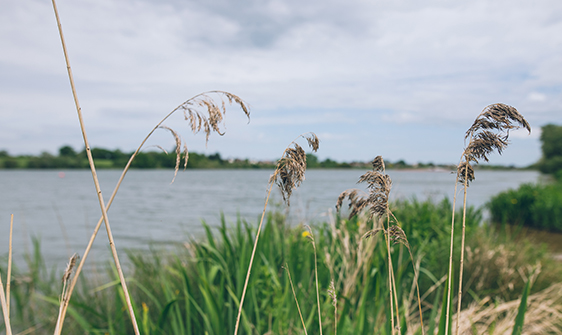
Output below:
[488,182,562,232]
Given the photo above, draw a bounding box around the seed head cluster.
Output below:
[336,156,392,219]
[270,133,319,205]
[459,103,530,185]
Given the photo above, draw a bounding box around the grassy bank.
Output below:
[2,198,561,334]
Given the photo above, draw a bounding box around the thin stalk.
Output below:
[384,214,395,335]
[408,250,424,334]
[311,233,323,335]
[445,163,462,335]
[234,181,274,335]
[7,214,13,318]
[455,154,470,335]
[0,272,12,335]
[390,260,400,331]
[283,265,308,335]
[389,212,424,334]
[50,1,139,334]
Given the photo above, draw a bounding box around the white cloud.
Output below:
[1,0,561,166]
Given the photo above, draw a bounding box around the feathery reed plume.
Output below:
[445,103,530,335]
[283,264,308,335]
[336,189,369,219]
[328,279,338,335]
[234,132,319,335]
[269,133,319,205]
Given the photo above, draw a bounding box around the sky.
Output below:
[1,0,562,166]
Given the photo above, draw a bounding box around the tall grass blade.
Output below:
[511,276,532,335]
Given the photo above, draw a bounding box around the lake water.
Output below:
[0,169,541,268]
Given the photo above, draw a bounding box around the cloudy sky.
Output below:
[1,0,561,166]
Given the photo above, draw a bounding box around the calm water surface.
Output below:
[0,169,540,268]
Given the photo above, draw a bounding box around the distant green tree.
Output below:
[59,145,77,157]
[537,124,562,179]
[0,150,9,158]
[306,154,320,168]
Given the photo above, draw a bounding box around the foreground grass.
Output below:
[2,199,562,334]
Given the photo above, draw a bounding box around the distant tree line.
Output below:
[0,146,369,170]
[0,146,275,169]
[1,144,530,171]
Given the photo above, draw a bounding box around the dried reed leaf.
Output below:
[362,228,383,240]
[158,125,182,183]
[182,143,189,170]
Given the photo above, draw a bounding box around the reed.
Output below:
[337,156,425,334]
[50,1,251,333]
[234,132,319,335]
[445,103,531,335]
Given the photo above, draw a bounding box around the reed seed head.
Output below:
[336,156,392,219]
[270,133,319,205]
[62,253,79,283]
[154,91,249,183]
[459,103,530,185]
[328,279,337,308]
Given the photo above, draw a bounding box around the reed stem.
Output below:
[50,1,139,334]
[234,181,274,335]
[445,167,461,335]
[455,152,471,335]
[0,272,12,335]
[7,214,13,318]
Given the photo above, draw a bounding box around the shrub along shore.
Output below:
[2,198,561,334]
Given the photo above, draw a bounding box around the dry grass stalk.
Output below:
[305,225,324,335]
[451,275,562,334]
[446,103,530,335]
[324,210,379,307]
[50,0,140,333]
[282,264,308,335]
[328,279,338,335]
[7,214,13,318]
[0,272,12,335]
[234,132,319,335]
[1,215,14,335]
